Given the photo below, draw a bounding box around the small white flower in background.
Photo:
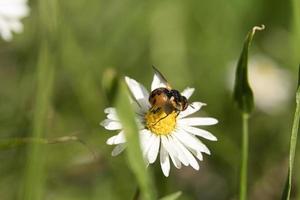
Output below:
[101,71,218,177]
[0,0,29,41]
[227,55,292,114]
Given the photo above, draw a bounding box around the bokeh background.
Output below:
[0,0,299,199]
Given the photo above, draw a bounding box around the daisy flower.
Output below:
[101,70,218,177]
[227,55,292,114]
[0,0,29,41]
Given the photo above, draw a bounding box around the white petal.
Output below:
[178,102,206,118]
[160,143,170,177]
[161,136,181,169]
[181,87,195,99]
[173,158,182,169]
[0,1,29,18]
[104,107,116,114]
[185,146,204,161]
[0,0,29,42]
[196,152,203,161]
[10,19,23,33]
[139,129,152,148]
[0,29,12,41]
[147,135,160,163]
[0,18,12,41]
[174,130,210,155]
[151,70,169,91]
[179,117,218,126]
[181,125,217,141]
[100,119,122,130]
[172,136,199,170]
[106,131,126,145]
[111,144,126,156]
[142,133,156,156]
[107,113,119,121]
[168,135,189,166]
[125,76,150,109]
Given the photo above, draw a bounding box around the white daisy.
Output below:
[227,55,292,114]
[101,71,218,177]
[0,0,29,41]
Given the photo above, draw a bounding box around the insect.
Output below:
[149,66,189,118]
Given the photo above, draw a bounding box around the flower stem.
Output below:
[132,187,140,200]
[285,88,300,200]
[240,113,249,200]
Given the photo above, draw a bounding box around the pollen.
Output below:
[145,108,177,135]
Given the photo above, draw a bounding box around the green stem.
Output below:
[240,113,249,200]
[132,187,140,200]
[285,88,300,200]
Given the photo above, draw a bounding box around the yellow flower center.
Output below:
[145,108,177,135]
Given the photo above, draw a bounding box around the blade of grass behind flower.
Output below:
[21,41,54,200]
[60,27,102,124]
[21,0,58,199]
[114,79,156,200]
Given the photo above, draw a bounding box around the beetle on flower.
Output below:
[101,68,218,177]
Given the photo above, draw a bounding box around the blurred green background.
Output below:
[0,0,299,199]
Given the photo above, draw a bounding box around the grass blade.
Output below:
[292,0,300,63]
[21,41,55,200]
[281,65,300,200]
[114,79,156,200]
[160,191,182,200]
[21,0,59,199]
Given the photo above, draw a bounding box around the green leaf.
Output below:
[297,64,300,88]
[233,25,265,114]
[22,41,55,200]
[292,0,300,63]
[159,191,182,200]
[61,28,103,123]
[102,68,119,103]
[281,65,300,200]
[21,1,59,199]
[114,79,156,200]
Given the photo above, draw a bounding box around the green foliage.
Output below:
[233,25,265,114]
[239,113,249,200]
[21,1,58,199]
[292,0,300,63]
[0,0,297,199]
[298,64,300,88]
[114,80,156,200]
[22,41,55,200]
[233,25,264,200]
[102,68,119,103]
[281,65,300,200]
[160,191,182,200]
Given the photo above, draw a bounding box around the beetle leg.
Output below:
[153,113,169,126]
[151,107,161,114]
